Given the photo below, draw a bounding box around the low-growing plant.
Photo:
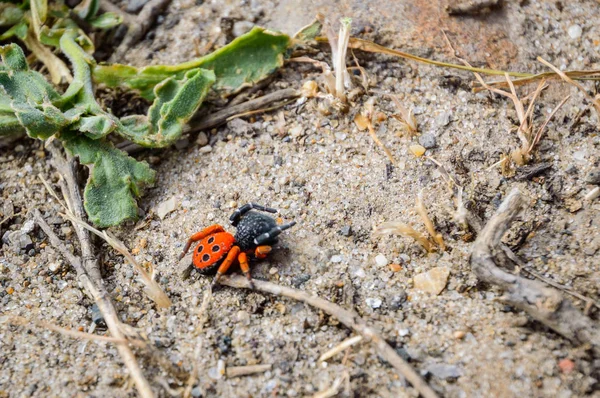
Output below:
[1,15,291,227]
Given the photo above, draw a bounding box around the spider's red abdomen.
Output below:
[192,232,235,271]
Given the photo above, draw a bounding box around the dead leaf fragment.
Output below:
[155,197,178,220]
[354,113,369,131]
[413,266,450,295]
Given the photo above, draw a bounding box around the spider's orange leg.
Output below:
[238,252,255,289]
[178,224,224,261]
[254,245,272,259]
[211,246,241,288]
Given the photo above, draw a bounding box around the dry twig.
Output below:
[218,275,439,398]
[318,335,363,363]
[470,189,599,354]
[225,364,272,378]
[6,315,129,344]
[187,88,300,134]
[36,143,155,398]
[109,0,173,61]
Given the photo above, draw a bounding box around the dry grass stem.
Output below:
[6,315,129,344]
[41,144,154,398]
[416,192,446,251]
[360,98,396,164]
[225,364,272,378]
[313,375,346,398]
[318,335,363,362]
[538,57,600,116]
[183,288,213,398]
[219,275,439,398]
[390,95,418,135]
[584,186,600,201]
[528,95,570,154]
[24,31,72,85]
[335,18,352,102]
[40,175,172,308]
[373,221,434,253]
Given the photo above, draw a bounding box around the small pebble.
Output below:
[48,263,60,273]
[200,146,213,153]
[366,297,382,309]
[6,287,14,295]
[453,331,466,340]
[175,138,190,150]
[375,254,389,267]
[330,255,343,263]
[291,274,311,287]
[191,386,202,398]
[196,132,209,146]
[567,24,582,39]
[269,267,278,275]
[425,363,462,380]
[389,291,407,310]
[233,21,254,37]
[339,225,352,236]
[413,266,450,295]
[389,263,402,272]
[435,111,452,127]
[558,358,575,374]
[409,144,426,157]
[585,169,600,185]
[418,133,437,149]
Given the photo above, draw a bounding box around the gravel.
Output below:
[0,0,598,397]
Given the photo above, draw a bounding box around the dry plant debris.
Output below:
[374,192,446,253]
[354,97,396,164]
[219,275,440,398]
[471,189,599,355]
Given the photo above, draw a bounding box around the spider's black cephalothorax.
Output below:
[230,203,296,252]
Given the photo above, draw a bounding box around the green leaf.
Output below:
[11,101,69,139]
[93,27,291,100]
[118,68,215,147]
[76,0,100,20]
[62,132,156,228]
[88,12,122,29]
[30,0,48,39]
[0,4,24,27]
[0,20,27,40]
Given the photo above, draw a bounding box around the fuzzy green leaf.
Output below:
[62,132,156,227]
[118,68,215,147]
[0,20,27,41]
[93,27,290,100]
[88,12,122,29]
[0,4,24,27]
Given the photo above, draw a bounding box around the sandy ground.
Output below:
[1,0,599,397]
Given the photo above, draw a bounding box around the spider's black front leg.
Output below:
[229,203,277,226]
[253,221,297,245]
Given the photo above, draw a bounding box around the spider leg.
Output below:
[211,246,241,288]
[253,221,297,246]
[229,203,277,226]
[178,224,224,261]
[238,252,255,289]
[254,245,272,259]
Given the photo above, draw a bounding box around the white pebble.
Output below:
[398,328,410,337]
[353,267,366,278]
[375,254,389,267]
[366,297,382,309]
[330,255,343,263]
[568,24,582,39]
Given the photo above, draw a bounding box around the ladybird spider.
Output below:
[178,203,296,289]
